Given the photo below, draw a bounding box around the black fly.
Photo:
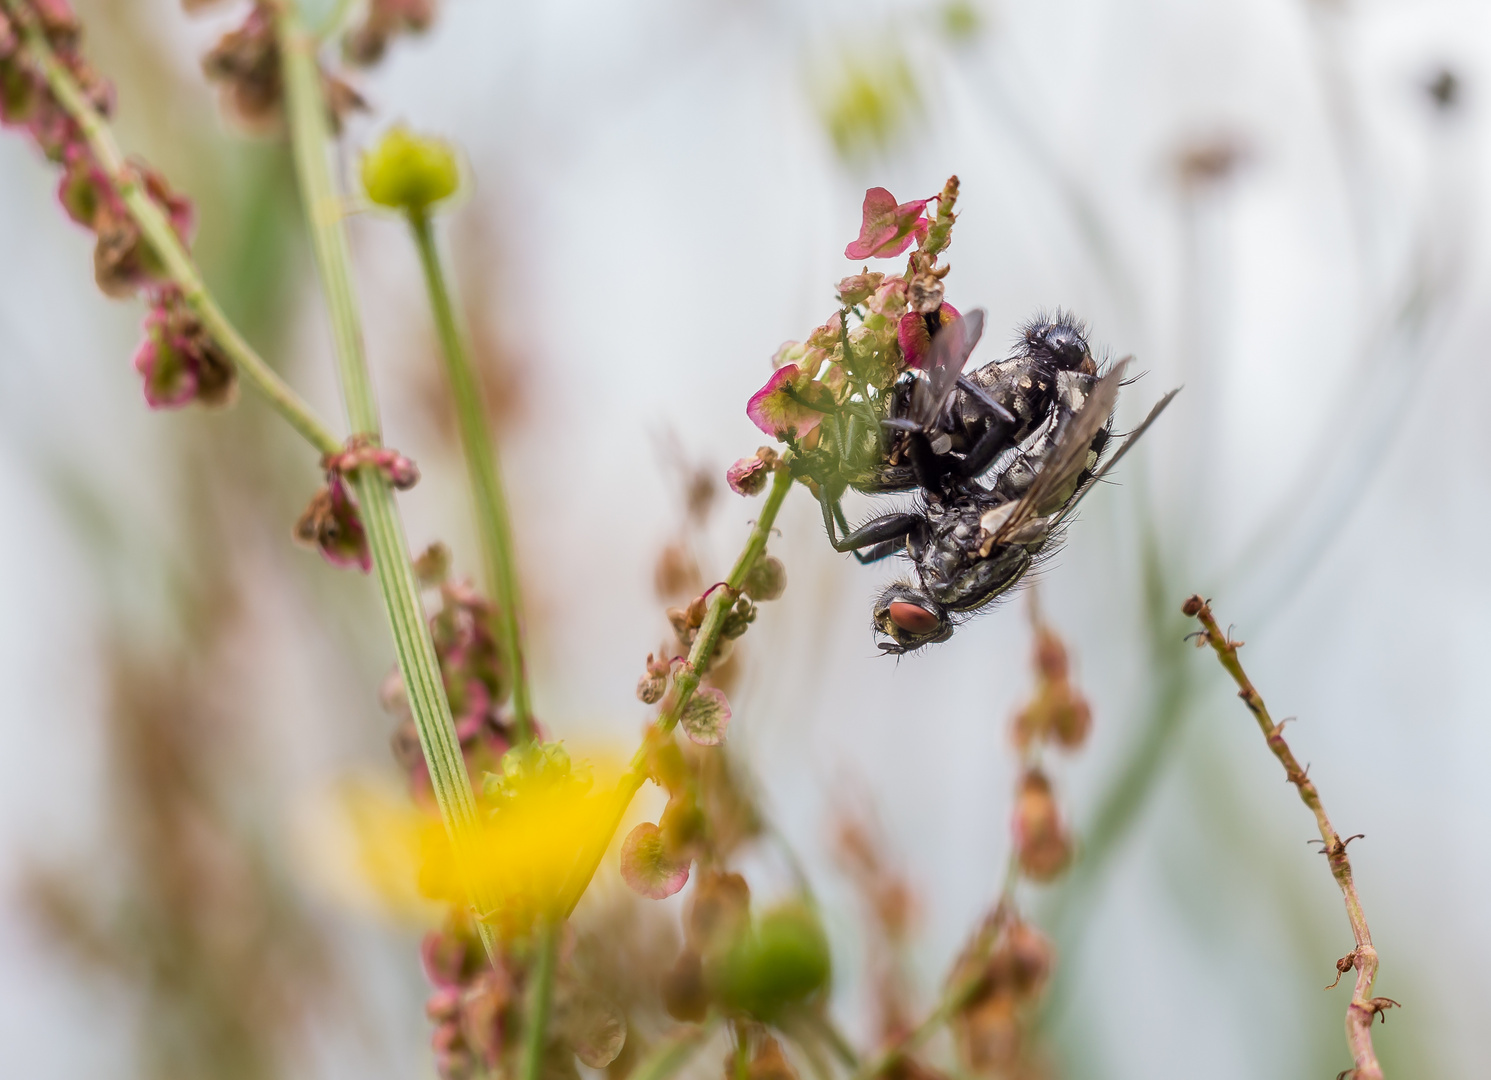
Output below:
[810,311,1177,652]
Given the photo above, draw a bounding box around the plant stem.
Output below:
[7,4,341,456]
[520,917,560,1080]
[628,1019,720,1080]
[271,0,499,963]
[561,463,795,915]
[408,210,533,742]
[849,975,984,1080]
[1184,595,1391,1080]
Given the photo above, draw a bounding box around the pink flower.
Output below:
[323,436,421,490]
[805,311,844,351]
[746,364,827,440]
[726,448,778,496]
[836,271,885,306]
[294,474,372,573]
[844,187,930,260]
[896,303,961,370]
[131,289,236,408]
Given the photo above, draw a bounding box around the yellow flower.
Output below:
[421,742,621,940]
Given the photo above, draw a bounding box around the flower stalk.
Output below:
[408,209,534,742]
[562,462,795,916]
[1183,595,1394,1080]
[271,0,498,963]
[520,916,560,1080]
[4,1,341,456]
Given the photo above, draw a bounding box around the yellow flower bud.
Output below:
[361,125,460,213]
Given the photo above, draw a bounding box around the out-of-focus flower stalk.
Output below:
[1184,596,1396,1080]
[626,1017,722,1080]
[850,975,983,1080]
[271,0,499,965]
[2,1,341,454]
[520,917,559,1080]
[408,209,534,742]
[563,464,795,917]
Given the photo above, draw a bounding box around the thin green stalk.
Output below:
[408,210,533,742]
[521,918,560,1080]
[271,0,499,963]
[8,4,341,456]
[627,1018,720,1080]
[561,464,795,915]
[849,975,984,1080]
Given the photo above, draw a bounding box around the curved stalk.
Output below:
[1186,596,1391,1080]
[562,464,795,915]
[7,4,342,456]
[408,210,533,742]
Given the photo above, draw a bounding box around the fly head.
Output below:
[872,581,953,653]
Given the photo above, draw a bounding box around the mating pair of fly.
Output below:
[796,308,1178,654]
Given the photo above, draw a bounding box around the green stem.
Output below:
[313,0,359,40]
[408,210,533,742]
[271,0,498,963]
[627,1019,720,1080]
[8,4,341,456]
[521,918,560,1080]
[849,975,984,1080]
[732,1023,751,1080]
[560,464,795,915]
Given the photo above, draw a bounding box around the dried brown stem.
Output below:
[1182,595,1392,1080]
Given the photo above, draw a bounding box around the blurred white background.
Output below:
[2,0,1489,1077]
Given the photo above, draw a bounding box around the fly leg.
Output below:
[952,379,1020,479]
[818,491,921,565]
[956,375,1015,423]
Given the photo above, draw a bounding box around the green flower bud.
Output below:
[361,125,460,213]
[711,903,831,1018]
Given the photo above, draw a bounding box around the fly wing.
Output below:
[988,356,1128,546]
[909,308,986,429]
[1048,384,1181,529]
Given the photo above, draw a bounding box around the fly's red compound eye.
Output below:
[888,601,940,635]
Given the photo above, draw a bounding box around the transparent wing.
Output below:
[990,357,1128,545]
[909,308,986,429]
[1048,384,1181,529]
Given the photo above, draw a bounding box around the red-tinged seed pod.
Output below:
[1049,689,1092,749]
[662,948,708,1022]
[1012,769,1071,882]
[1033,626,1069,681]
[684,593,710,628]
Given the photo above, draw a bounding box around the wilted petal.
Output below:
[844,186,930,260]
[620,821,691,900]
[680,686,730,746]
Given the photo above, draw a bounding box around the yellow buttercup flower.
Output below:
[420,742,620,940]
